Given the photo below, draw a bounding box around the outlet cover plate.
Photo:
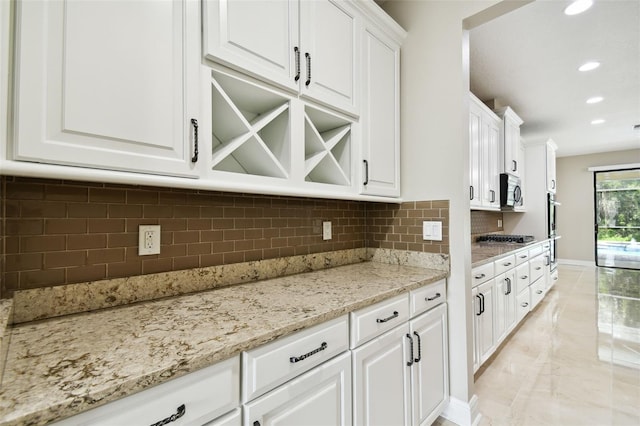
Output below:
[139,225,161,255]
[322,221,332,240]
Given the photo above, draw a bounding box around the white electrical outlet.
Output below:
[322,221,332,240]
[139,225,161,255]
[498,219,503,228]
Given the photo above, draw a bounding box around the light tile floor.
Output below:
[471,264,640,425]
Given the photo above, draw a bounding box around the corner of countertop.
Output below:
[0,298,14,386]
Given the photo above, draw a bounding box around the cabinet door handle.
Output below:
[406,334,414,366]
[552,179,556,189]
[150,404,185,426]
[512,159,517,172]
[475,294,482,316]
[254,422,261,426]
[294,46,300,82]
[289,342,327,363]
[474,273,485,280]
[505,277,512,295]
[490,189,495,203]
[479,293,485,314]
[544,256,550,266]
[521,302,529,308]
[520,275,528,280]
[413,331,422,363]
[363,159,369,185]
[536,289,543,295]
[426,292,441,302]
[470,185,474,200]
[305,52,311,86]
[376,311,399,323]
[190,118,199,163]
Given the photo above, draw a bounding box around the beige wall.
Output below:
[381,0,504,421]
[556,149,640,263]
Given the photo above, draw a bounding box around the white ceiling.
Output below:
[470,0,640,158]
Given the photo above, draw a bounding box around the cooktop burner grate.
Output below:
[476,234,535,244]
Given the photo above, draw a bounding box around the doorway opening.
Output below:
[594,168,640,269]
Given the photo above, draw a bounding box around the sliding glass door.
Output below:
[594,168,640,269]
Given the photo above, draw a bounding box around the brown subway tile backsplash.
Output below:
[470,210,504,237]
[0,176,450,298]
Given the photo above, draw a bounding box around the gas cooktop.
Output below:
[476,234,535,244]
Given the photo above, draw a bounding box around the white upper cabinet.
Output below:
[360,22,402,197]
[203,0,299,93]
[496,107,524,177]
[469,94,500,210]
[13,0,201,178]
[204,0,359,117]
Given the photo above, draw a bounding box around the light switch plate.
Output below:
[423,221,443,241]
[322,221,332,240]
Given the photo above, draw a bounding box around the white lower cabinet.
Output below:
[472,279,496,369]
[53,356,240,426]
[243,352,352,426]
[352,323,411,426]
[206,408,242,426]
[351,280,448,426]
[494,269,516,343]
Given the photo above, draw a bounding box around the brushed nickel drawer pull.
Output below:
[376,311,399,323]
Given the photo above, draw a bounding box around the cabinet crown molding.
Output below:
[494,106,524,125]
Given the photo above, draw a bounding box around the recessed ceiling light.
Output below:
[586,96,604,104]
[579,61,600,71]
[591,119,605,125]
[564,0,594,16]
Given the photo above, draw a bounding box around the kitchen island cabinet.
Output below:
[0,261,447,425]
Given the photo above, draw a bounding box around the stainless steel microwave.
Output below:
[500,173,522,208]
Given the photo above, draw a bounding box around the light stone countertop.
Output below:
[0,261,447,426]
[471,241,537,267]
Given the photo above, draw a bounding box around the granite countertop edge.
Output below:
[471,240,540,267]
[0,261,448,426]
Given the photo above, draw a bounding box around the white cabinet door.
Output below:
[482,115,501,209]
[299,0,359,116]
[495,269,516,343]
[475,279,496,364]
[497,107,523,177]
[360,24,400,197]
[469,100,482,208]
[546,140,557,193]
[14,0,200,177]
[472,286,480,372]
[203,0,299,93]
[410,304,449,426]
[244,352,352,426]
[352,324,411,426]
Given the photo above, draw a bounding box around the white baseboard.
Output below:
[441,394,481,426]
[558,258,594,267]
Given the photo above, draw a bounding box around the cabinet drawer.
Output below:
[54,356,240,426]
[549,270,559,289]
[244,351,352,426]
[515,263,530,294]
[530,278,546,309]
[350,293,409,348]
[516,289,530,322]
[242,315,349,402]
[528,243,543,258]
[494,254,516,275]
[204,408,241,426]
[514,249,529,265]
[409,279,446,318]
[529,255,545,283]
[472,263,494,287]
